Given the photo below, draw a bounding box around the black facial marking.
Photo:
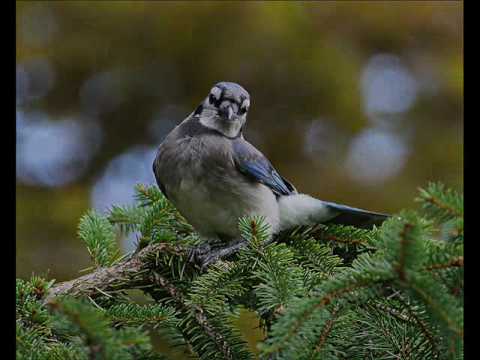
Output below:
[209,89,223,107]
[208,93,215,104]
[194,104,203,116]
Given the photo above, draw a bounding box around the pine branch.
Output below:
[426,257,463,271]
[310,306,341,358]
[261,255,395,357]
[108,205,147,235]
[23,183,462,360]
[106,303,178,329]
[150,271,240,360]
[394,295,439,356]
[416,183,463,220]
[79,210,120,267]
[44,234,277,303]
[44,243,185,303]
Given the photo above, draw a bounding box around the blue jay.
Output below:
[153,82,388,263]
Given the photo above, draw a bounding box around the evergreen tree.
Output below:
[16,183,463,359]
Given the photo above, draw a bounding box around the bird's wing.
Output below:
[232,139,296,196]
[152,154,169,199]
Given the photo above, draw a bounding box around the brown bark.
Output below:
[44,243,185,303]
[44,233,276,302]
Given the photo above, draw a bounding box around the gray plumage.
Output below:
[153,82,389,245]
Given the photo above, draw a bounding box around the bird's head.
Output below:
[193,82,250,138]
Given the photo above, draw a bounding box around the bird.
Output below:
[153,82,389,263]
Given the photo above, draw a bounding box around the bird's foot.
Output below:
[187,239,248,271]
[187,243,224,271]
[187,243,211,266]
[195,240,249,271]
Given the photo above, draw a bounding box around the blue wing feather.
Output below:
[233,139,296,196]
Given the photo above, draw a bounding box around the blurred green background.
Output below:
[17,1,462,285]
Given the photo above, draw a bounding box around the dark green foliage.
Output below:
[135,184,197,249]
[16,278,177,360]
[108,205,148,235]
[78,210,120,267]
[17,183,463,359]
[416,182,463,243]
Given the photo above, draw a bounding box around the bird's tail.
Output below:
[321,201,390,229]
[278,194,390,231]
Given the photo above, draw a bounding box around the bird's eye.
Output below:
[209,87,222,106]
[238,99,250,115]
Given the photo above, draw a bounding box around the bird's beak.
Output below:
[226,105,234,121]
[219,104,237,121]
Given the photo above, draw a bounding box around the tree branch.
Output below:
[44,243,186,303]
[44,227,326,302]
[150,271,236,360]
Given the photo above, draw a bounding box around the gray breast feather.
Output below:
[153,119,280,240]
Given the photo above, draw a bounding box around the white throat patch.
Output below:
[199,116,244,138]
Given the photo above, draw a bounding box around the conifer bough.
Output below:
[17,183,463,360]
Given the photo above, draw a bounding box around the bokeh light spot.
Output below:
[361,54,418,117]
[16,111,102,187]
[344,128,409,185]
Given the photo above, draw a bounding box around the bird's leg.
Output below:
[199,239,248,269]
[188,238,249,271]
[187,243,212,264]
